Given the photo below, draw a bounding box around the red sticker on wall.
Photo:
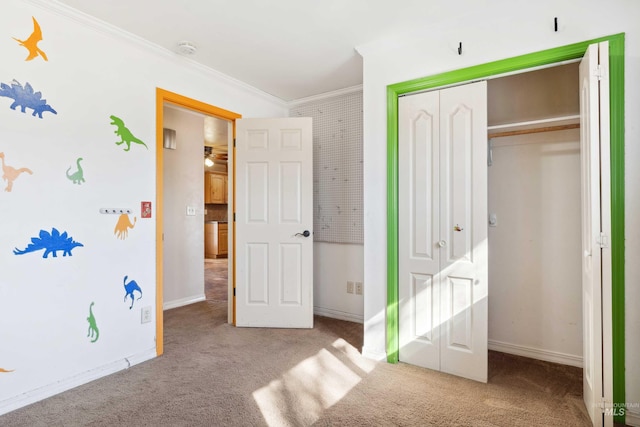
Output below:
[141,201,152,218]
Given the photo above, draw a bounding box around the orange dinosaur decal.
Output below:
[0,152,33,192]
[13,16,48,61]
[114,213,136,240]
[0,368,14,373]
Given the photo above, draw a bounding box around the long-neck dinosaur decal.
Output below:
[114,213,136,240]
[0,80,56,118]
[123,276,142,309]
[87,302,99,343]
[0,152,32,192]
[110,115,147,152]
[13,16,48,61]
[14,228,83,258]
[66,157,84,184]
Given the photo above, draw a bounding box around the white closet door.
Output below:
[399,90,441,370]
[580,41,613,427]
[398,81,488,383]
[438,82,488,382]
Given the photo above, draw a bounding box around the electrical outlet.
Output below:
[186,206,196,216]
[347,281,354,294]
[141,306,152,324]
[355,282,363,295]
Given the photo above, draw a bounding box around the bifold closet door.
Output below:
[398,81,488,383]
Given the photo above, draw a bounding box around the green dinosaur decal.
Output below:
[66,157,84,184]
[110,115,147,152]
[87,302,99,343]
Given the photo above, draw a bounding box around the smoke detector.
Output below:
[177,41,197,55]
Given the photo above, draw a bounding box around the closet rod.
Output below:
[488,123,580,139]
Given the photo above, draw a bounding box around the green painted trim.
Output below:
[607,34,625,425]
[386,34,625,422]
[387,86,399,363]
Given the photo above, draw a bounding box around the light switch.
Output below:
[186,206,196,216]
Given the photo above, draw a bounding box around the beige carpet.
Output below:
[0,300,592,426]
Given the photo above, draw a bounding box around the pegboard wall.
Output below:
[290,91,363,244]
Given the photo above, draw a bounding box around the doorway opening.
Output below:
[155,88,240,356]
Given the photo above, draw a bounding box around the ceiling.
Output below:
[52,0,489,101]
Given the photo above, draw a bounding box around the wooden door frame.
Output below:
[386,34,625,422]
[155,88,241,356]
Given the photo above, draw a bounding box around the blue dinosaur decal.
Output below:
[123,275,142,309]
[0,79,56,118]
[14,228,83,258]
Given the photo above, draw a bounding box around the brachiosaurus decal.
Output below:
[66,157,84,184]
[87,302,99,343]
[13,16,48,62]
[114,213,136,240]
[0,152,32,192]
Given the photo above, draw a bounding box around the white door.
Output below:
[579,41,613,426]
[235,117,314,328]
[399,81,488,382]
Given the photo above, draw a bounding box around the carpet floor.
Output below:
[0,263,593,426]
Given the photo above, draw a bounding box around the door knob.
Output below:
[296,230,311,237]
[438,240,447,248]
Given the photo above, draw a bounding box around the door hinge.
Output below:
[594,64,606,81]
[233,288,236,297]
[233,138,236,148]
[233,212,236,222]
[597,232,609,248]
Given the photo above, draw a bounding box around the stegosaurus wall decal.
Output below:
[0,79,56,118]
[14,228,83,258]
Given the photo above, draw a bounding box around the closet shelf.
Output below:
[488,114,580,138]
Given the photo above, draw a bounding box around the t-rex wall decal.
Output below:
[0,152,32,192]
[0,80,56,118]
[114,213,136,240]
[13,16,48,61]
[123,275,142,309]
[110,115,147,151]
[87,302,99,343]
[13,228,83,258]
[66,157,84,184]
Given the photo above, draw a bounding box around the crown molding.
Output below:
[288,84,363,108]
[22,0,288,108]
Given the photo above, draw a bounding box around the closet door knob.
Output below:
[438,240,447,248]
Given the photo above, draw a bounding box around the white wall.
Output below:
[357,0,640,421]
[0,0,285,415]
[314,242,364,323]
[488,130,582,366]
[162,106,205,309]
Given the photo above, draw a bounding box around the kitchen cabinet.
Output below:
[205,222,228,258]
[204,172,227,204]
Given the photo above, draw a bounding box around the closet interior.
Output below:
[486,62,584,368]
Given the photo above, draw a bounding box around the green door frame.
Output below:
[386,33,625,422]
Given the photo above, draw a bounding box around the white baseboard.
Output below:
[0,349,156,416]
[314,306,363,324]
[489,339,583,368]
[361,346,387,362]
[627,410,640,427]
[163,294,206,310]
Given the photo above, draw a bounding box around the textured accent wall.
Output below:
[290,91,363,244]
